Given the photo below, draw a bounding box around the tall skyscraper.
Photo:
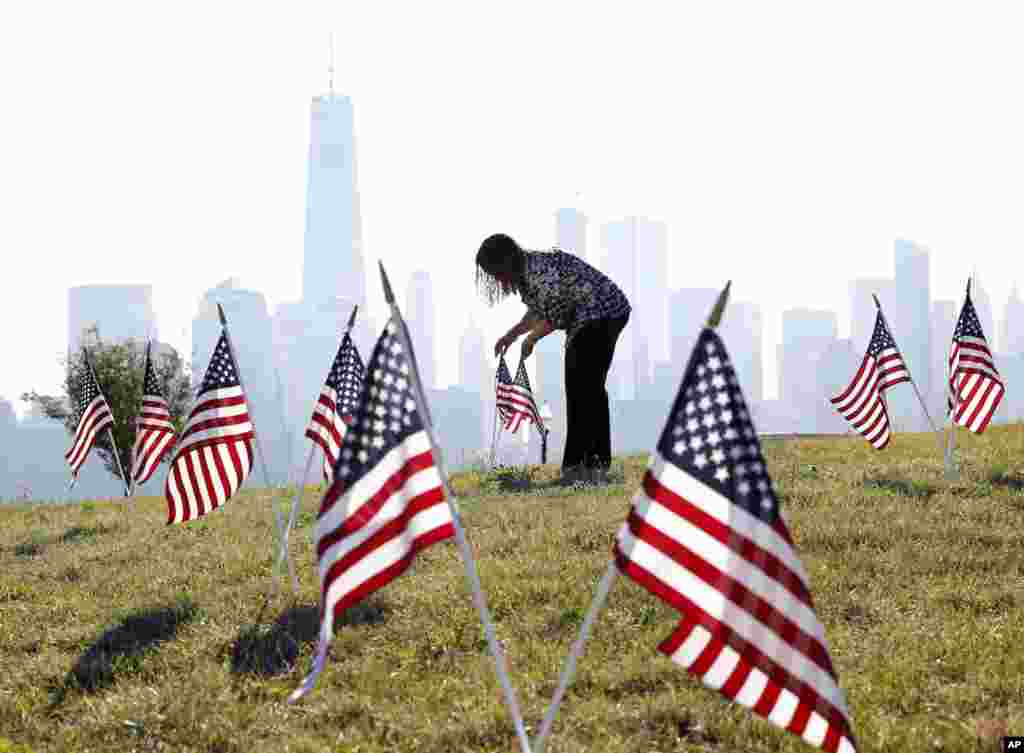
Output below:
[971,276,996,352]
[600,216,669,399]
[779,309,838,432]
[406,270,437,392]
[301,89,365,311]
[554,208,588,262]
[669,288,721,374]
[68,285,157,353]
[888,239,931,429]
[459,317,488,396]
[1001,285,1024,355]
[930,300,957,413]
[849,278,894,352]
[719,301,764,409]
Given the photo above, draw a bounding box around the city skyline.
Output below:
[6,3,1024,423]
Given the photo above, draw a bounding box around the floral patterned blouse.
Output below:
[519,247,631,344]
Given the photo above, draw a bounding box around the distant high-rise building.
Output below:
[301,89,365,310]
[888,239,931,429]
[970,276,996,352]
[720,301,764,409]
[459,317,488,396]
[669,288,721,374]
[849,278,895,352]
[406,270,437,392]
[779,309,838,432]
[601,216,669,398]
[68,285,156,353]
[930,300,957,415]
[194,278,286,484]
[1002,285,1024,355]
[554,208,588,262]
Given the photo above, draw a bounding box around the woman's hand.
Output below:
[521,333,538,359]
[494,332,517,357]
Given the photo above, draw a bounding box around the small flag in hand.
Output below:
[306,332,365,484]
[615,329,857,753]
[290,319,455,701]
[830,312,908,449]
[131,343,177,486]
[949,289,1004,433]
[165,333,254,524]
[65,356,115,478]
[495,355,545,434]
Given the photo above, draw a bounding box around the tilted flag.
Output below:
[306,332,365,484]
[65,356,115,478]
[165,333,254,524]
[614,329,857,753]
[131,342,177,486]
[495,355,545,434]
[829,311,909,449]
[949,288,1004,434]
[290,318,455,701]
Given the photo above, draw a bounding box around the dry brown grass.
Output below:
[3,426,1024,752]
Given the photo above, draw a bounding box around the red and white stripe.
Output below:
[305,386,354,484]
[830,354,892,450]
[949,336,1004,434]
[615,453,857,753]
[65,396,114,475]
[497,383,542,434]
[315,430,454,623]
[164,385,253,524]
[131,395,176,485]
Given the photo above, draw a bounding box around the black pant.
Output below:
[563,314,629,471]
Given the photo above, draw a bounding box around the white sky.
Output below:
[4,1,1024,417]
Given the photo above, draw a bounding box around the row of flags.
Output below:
[831,281,1004,449]
[64,273,1000,752]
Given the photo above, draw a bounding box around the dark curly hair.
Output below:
[475,233,527,306]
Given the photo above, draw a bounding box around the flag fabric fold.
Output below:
[948,289,1004,434]
[495,355,545,435]
[131,342,177,486]
[829,311,909,449]
[305,331,366,484]
[291,319,455,702]
[65,356,116,478]
[164,332,254,524]
[615,329,857,753]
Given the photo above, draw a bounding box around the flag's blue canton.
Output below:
[334,321,423,484]
[327,334,365,415]
[201,335,240,392]
[75,366,104,421]
[143,351,163,395]
[655,329,778,524]
[954,296,986,340]
[496,358,512,385]
[867,316,898,357]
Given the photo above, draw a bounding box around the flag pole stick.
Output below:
[532,280,733,753]
[126,340,153,502]
[944,279,971,479]
[83,350,132,505]
[378,262,533,753]
[872,295,943,448]
[217,304,298,596]
[271,304,360,601]
[490,369,501,469]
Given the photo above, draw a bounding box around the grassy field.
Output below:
[3,426,1024,752]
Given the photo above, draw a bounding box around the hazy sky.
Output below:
[4,1,1024,416]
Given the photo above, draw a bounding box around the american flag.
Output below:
[949,289,1004,434]
[614,329,857,753]
[306,332,365,484]
[291,318,455,701]
[829,311,909,449]
[130,342,177,486]
[65,355,115,478]
[164,332,254,525]
[495,355,545,434]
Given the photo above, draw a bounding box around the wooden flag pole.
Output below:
[270,304,360,601]
[84,350,132,505]
[532,280,732,753]
[872,295,944,449]
[217,304,299,597]
[378,262,533,753]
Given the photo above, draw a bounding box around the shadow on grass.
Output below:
[59,524,114,544]
[863,477,937,499]
[231,600,388,677]
[51,594,202,705]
